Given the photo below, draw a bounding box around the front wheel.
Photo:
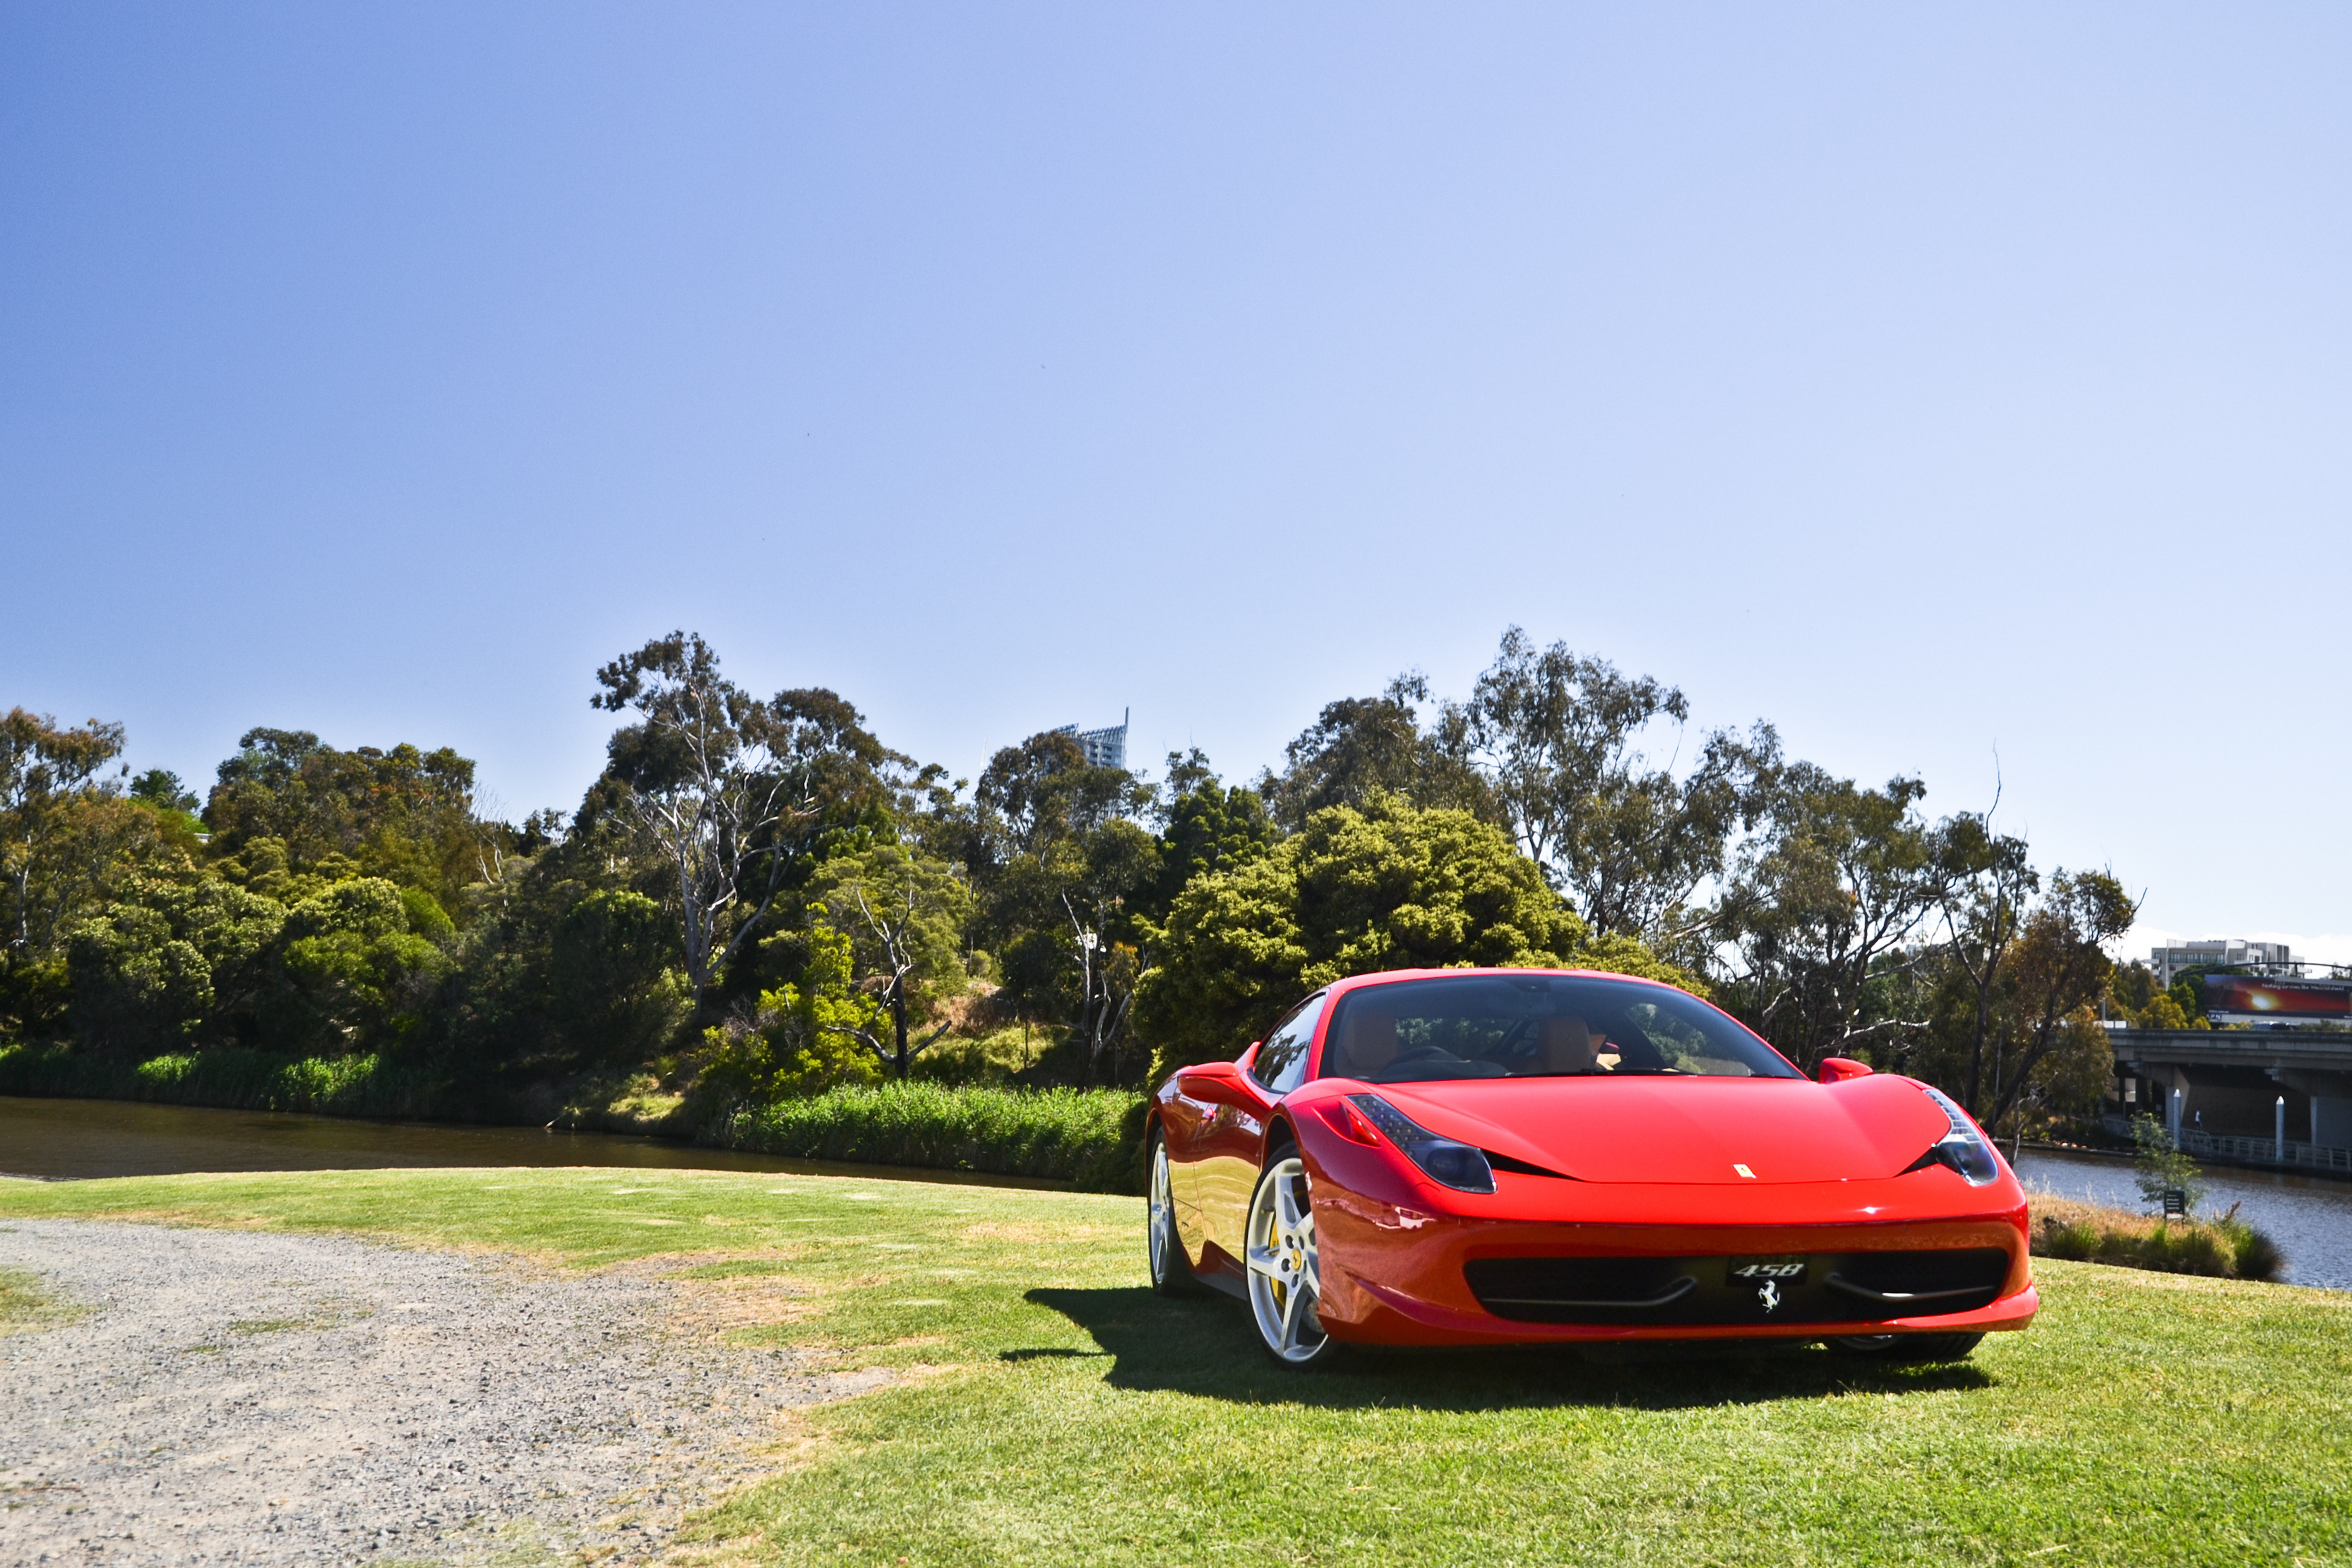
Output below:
[1827,1331,1983,1363]
[1244,1151,1344,1367]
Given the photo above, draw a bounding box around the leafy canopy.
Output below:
[1136,792,1689,1078]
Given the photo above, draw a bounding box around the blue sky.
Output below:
[5,4,2347,962]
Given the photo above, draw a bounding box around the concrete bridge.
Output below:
[2109,1027,2352,1174]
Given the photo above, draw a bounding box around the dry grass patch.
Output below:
[0,1265,71,1336]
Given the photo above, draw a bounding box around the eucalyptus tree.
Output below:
[1712,766,1952,1070]
[1978,870,2137,1136]
[1135,792,1685,1080]
[1462,628,1774,952]
[1930,810,2040,1115]
[592,632,892,1011]
[203,728,483,914]
[1263,675,1492,831]
[1,707,132,986]
[961,727,1162,1072]
[812,842,972,1079]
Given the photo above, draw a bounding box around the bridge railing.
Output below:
[2181,1129,2352,1175]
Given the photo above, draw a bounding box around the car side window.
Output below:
[1248,993,1326,1096]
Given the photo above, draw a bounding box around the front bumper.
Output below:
[1306,1166,2036,1348]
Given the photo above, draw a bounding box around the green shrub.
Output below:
[699,923,885,1101]
[1136,794,1689,1082]
[2029,1195,2284,1281]
[2215,1211,2286,1282]
[549,890,687,1063]
[710,1082,1147,1192]
[911,1023,1059,1087]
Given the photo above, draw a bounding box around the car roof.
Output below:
[1320,966,1690,999]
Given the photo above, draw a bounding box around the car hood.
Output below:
[1374,1074,1952,1185]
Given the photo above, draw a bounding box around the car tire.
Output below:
[1827,1331,1985,1363]
[1146,1127,1205,1298]
[1243,1144,1348,1369]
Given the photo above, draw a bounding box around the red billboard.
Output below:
[2199,976,2352,1024]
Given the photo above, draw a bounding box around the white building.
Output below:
[1054,710,1129,771]
[2151,939,2292,986]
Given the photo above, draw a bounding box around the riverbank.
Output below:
[0,1044,1150,1191]
[2,1166,2347,1565]
[0,1042,462,1121]
[2029,1192,2283,1280]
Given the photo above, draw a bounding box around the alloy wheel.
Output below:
[1147,1139,1180,1287]
[1245,1155,1332,1364]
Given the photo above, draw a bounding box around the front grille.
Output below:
[1463,1248,2011,1327]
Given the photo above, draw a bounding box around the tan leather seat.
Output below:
[1539,1015,1600,1074]
[1335,1005,1400,1077]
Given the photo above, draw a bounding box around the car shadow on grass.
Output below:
[1015,1287,1994,1411]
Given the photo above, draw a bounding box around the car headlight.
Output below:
[1345,1093,1497,1195]
[1911,1084,2002,1185]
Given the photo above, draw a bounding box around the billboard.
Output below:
[2199,975,2352,1025]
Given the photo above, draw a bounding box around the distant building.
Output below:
[2151,939,2292,986]
[1054,709,1129,771]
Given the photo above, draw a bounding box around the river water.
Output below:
[5,1097,2348,1288]
[0,1096,1064,1190]
[2014,1147,2352,1291]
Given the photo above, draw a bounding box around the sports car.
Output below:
[1145,967,2036,1366]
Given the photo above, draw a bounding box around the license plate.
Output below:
[1727,1256,1808,1285]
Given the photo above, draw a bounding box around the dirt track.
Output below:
[0,1218,883,1565]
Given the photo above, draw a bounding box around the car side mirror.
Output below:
[1818,1057,1873,1084]
[1236,1041,1261,1071]
[1180,1060,1241,1085]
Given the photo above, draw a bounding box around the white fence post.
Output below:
[2276,1096,2287,1163]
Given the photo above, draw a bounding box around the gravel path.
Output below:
[0,1219,889,1566]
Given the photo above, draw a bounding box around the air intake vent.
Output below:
[1464,1249,2010,1327]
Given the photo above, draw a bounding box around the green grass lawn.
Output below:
[2,1167,2346,1567]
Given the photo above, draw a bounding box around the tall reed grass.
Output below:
[0,1043,451,1120]
[2029,1193,2285,1281]
[710,1081,1147,1192]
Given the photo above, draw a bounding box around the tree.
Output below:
[548,890,688,1064]
[65,876,285,1053]
[203,729,486,914]
[2,708,129,977]
[965,729,1150,873]
[266,878,451,1052]
[2131,1113,2205,1216]
[699,921,887,1101]
[1930,810,2039,1115]
[1055,818,1159,1086]
[1135,792,1689,1079]
[1263,676,1493,831]
[64,903,214,1054]
[2107,959,2161,1019]
[1463,629,1774,948]
[811,844,972,1079]
[1713,767,1952,1070]
[592,632,891,1010]
[129,770,200,814]
[1977,870,2136,1135]
[955,728,1163,1082]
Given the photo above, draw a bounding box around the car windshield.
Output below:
[1318,974,1799,1083]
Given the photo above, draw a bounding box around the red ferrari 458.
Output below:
[1146,968,2036,1367]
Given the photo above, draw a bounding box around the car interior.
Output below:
[1318,976,1795,1083]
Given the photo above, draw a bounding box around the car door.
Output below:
[1159,1060,1237,1256]
[1191,993,1325,1269]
